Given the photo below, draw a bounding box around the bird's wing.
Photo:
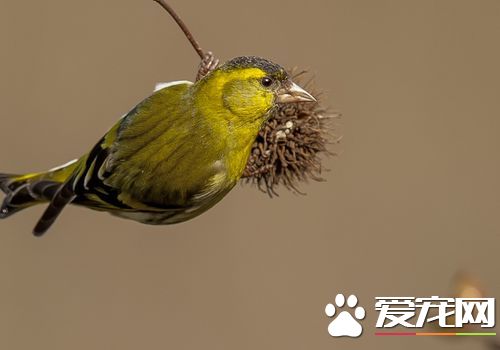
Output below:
[72,80,195,211]
[32,81,195,234]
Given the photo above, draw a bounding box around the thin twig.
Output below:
[153,0,205,59]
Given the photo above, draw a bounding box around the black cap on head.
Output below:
[221,56,288,80]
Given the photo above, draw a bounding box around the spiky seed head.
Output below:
[241,68,340,195]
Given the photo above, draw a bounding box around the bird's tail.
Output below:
[0,159,80,220]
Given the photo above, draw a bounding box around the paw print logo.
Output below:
[325,294,366,338]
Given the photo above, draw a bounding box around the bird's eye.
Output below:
[261,77,273,87]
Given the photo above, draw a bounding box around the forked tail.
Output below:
[0,159,80,235]
[0,173,60,218]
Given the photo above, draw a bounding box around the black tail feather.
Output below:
[0,173,18,193]
[1,184,33,219]
[33,181,76,236]
[0,173,25,218]
[0,173,62,221]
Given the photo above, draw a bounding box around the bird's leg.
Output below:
[196,51,219,81]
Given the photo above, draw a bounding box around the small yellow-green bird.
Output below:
[0,56,315,236]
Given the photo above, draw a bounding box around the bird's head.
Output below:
[195,56,316,125]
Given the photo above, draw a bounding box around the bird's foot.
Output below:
[196,51,219,81]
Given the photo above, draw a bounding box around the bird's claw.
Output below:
[196,52,219,81]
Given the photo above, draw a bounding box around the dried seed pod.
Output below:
[241,68,340,195]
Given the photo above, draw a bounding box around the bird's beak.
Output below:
[276,82,316,103]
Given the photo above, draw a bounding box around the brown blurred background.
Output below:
[0,1,499,349]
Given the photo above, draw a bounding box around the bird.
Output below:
[0,56,316,236]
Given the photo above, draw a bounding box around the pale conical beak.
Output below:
[276,82,316,103]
